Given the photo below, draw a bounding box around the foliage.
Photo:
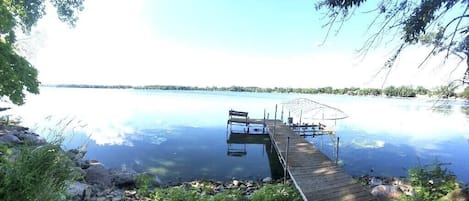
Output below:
[460,86,469,99]
[399,161,458,201]
[151,187,200,201]
[135,173,155,196]
[0,143,78,201]
[0,0,84,105]
[317,0,469,85]
[432,83,458,98]
[53,84,451,98]
[383,86,417,97]
[250,183,302,201]
[140,182,299,201]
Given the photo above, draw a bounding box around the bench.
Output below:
[228,110,249,126]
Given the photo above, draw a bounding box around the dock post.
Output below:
[299,110,302,126]
[280,105,284,122]
[273,104,277,136]
[263,109,266,134]
[336,137,340,164]
[226,123,229,140]
[284,136,290,184]
[263,109,266,123]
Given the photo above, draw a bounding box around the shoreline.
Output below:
[39,85,469,101]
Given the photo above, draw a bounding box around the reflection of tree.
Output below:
[431,100,453,116]
[461,106,469,119]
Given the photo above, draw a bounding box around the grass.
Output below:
[250,183,302,201]
[0,143,78,201]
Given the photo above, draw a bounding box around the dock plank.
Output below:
[264,120,377,201]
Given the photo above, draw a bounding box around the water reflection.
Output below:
[462,105,469,119]
[226,132,283,180]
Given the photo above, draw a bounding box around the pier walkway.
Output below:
[265,120,377,201]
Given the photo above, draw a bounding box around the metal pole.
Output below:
[281,105,284,122]
[336,137,340,164]
[263,109,266,122]
[273,104,277,136]
[284,136,290,184]
[299,110,302,126]
[263,109,266,132]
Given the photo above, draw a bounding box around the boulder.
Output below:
[81,159,102,169]
[85,164,112,188]
[232,180,240,187]
[0,134,22,144]
[371,185,403,200]
[262,177,272,183]
[67,181,92,201]
[16,132,46,145]
[110,168,137,188]
[442,189,469,201]
[66,149,86,162]
[369,177,384,186]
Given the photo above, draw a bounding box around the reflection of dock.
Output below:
[266,120,376,201]
[226,132,284,179]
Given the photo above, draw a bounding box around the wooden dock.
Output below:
[265,120,377,201]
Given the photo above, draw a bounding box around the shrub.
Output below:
[250,183,302,201]
[400,161,458,201]
[0,143,78,201]
[135,173,155,196]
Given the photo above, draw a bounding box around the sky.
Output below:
[25,0,467,88]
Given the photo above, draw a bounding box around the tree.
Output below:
[317,0,469,86]
[0,0,84,105]
[459,86,469,99]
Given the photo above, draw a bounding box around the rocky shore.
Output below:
[0,125,281,201]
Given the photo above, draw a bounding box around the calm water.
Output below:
[8,87,469,184]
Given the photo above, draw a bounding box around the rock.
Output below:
[96,197,107,201]
[85,164,112,188]
[110,168,137,188]
[67,149,87,161]
[0,134,22,144]
[398,184,415,197]
[371,185,403,200]
[442,189,469,201]
[215,185,225,192]
[112,196,122,201]
[82,159,103,169]
[246,180,254,187]
[67,181,92,201]
[232,180,240,186]
[262,177,272,183]
[125,190,137,197]
[369,177,384,186]
[239,184,247,190]
[16,132,46,145]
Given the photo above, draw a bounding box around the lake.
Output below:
[8,87,469,184]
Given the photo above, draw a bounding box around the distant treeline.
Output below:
[47,84,468,99]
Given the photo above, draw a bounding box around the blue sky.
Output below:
[28,0,465,88]
[144,0,370,55]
